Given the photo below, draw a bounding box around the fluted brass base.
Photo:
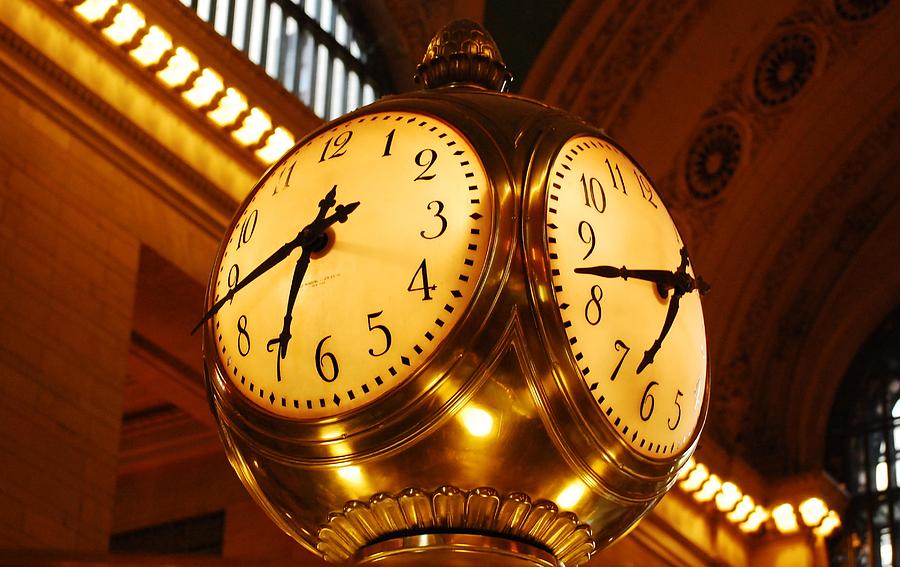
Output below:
[356,533,558,566]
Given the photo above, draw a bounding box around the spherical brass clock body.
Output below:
[202,87,709,565]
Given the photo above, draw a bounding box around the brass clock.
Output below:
[540,135,707,459]
[199,111,495,419]
[199,19,710,567]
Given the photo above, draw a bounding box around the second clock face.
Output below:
[211,111,493,419]
[545,135,707,459]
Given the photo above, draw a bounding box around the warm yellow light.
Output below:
[256,128,296,163]
[694,474,722,503]
[814,510,841,537]
[459,406,494,437]
[556,481,586,510]
[101,3,145,45]
[74,0,117,22]
[739,506,770,533]
[183,68,224,108]
[715,481,742,512]
[726,495,755,523]
[680,463,709,492]
[129,26,172,66]
[232,107,272,146]
[798,497,828,527]
[157,46,199,88]
[208,88,248,127]
[677,457,696,480]
[772,503,799,533]
[336,466,363,485]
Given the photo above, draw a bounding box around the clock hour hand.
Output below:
[636,289,682,374]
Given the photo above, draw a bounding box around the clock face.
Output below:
[545,135,707,459]
[210,111,493,419]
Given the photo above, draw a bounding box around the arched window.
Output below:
[826,307,900,566]
[181,0,389,119]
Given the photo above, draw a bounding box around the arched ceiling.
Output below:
[377,0,900,479]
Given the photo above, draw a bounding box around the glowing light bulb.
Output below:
[183,68,224,108]
[772,503,799,534]
[814,510,841,537]
[726,495,755,523]
[102,3,145,45]
[715,481,742,512]
[677,457,696,480]
[232,107,272,146]
[680,463,709,492]
[157,46,199,88]
[798,497,828,527]
[459,406,494,437]
[694,474,722,503]
[74,0,117,22]
[739,506,770,533]
[129,26,172,67]
[208,88,248,127]
[256,128,295,163]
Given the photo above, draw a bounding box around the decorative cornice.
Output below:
[317,486,594,565]
[0,18,237,235]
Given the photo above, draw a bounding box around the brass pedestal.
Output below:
[357,533,559,566]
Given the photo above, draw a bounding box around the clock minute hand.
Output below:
[574,265,680,297]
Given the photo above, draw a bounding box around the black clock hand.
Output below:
[266,245,312,381]
[574,261,709,298]
[191,185,359,334]
[575,246,709,374]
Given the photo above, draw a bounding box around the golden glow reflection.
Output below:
[129,26,172,66]
[337,466,364,485]
[459,406,494,437]
[183,68,224,107]
[157,46,199,87]
[556,481,586,510]
[677,457,696,480]
[232,107,272,146]
[772,503,799,533]
[680,464,709,492]
[74,0,118,22]
[102,3,145,45]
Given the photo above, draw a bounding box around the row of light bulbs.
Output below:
[677,457,842,537]
[65,0,296,164]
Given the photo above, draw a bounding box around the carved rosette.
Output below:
[415,19,513,91]
[317,486,594,565]
[753,31,819,107]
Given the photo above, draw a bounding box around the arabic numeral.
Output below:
[584,285,603,326]
[315,335,339,382]
[319,130,353,162]
[237,315,251,356]
[640,381,659,421]
[580,173,606,213]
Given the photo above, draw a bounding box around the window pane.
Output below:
[230,0,248,50]
[214,0,231,36]
[265,3,283,79]
[283,16,299,93]
[330,57,345,119]
[347,70,360,112]
[314,44,329,118]
[247,0,266,65]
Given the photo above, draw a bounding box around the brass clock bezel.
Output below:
[202,97,517,464]
[522,123,711,500]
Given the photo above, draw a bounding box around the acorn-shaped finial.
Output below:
[415,19,513,91]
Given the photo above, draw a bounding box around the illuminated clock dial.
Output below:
[545,135,707,459]
[205,111,493,419]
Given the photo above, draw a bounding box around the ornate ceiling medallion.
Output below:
[317,486,594,564]
[685,121,743,200]
[754,32,818,107]
[834,0,891,21]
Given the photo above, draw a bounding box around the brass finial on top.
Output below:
[415,19,513,91]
